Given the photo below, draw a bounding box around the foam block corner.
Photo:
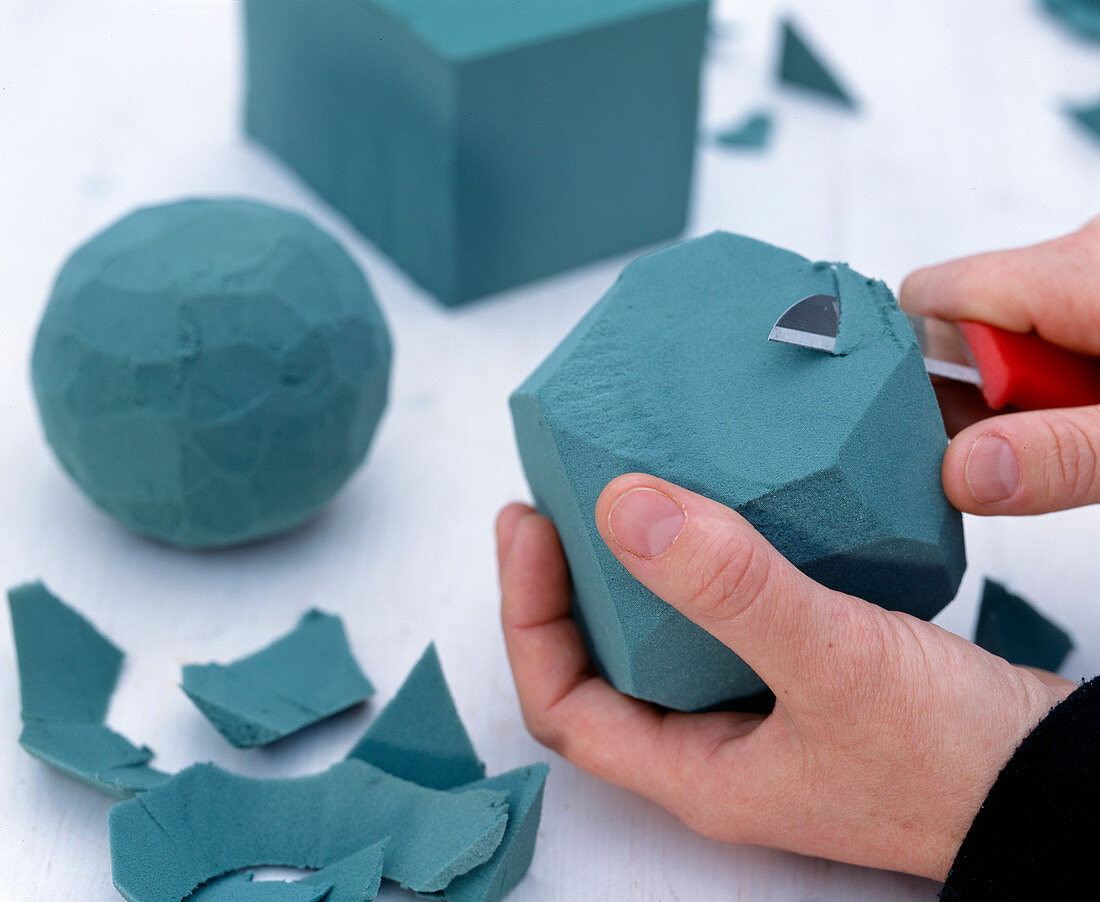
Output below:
[244,0,710,306]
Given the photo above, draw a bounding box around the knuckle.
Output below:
[555,731,616,783]
[521,709,555,748]
[1035,409,1100,504]
[523,698,607,778]
[521,703,566,753]
[682,529,772,625]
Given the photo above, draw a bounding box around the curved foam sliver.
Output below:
[108,761,508,901]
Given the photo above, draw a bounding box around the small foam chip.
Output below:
[108,761,509,901]
[428,765,550,902]
[974,578,1074,672]
[714,111,773,150]
[347,643,485,789]
[7,581,169,797]
[190,840,387,902]
[1068,99,1100,145]
[1042,0,1100,40]
[511,232,966,711]
[777,18,857,109]
[182,610,374,747]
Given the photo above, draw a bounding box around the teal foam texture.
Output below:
[108,761,510,902]
[974,578,1074,672]
[511,232,966,711]
[1068,99,1100,145]
[428,765,550,902]
[346,643,485,789]
[1042,0,1100,40]
[715,111,773,150]
[244,0,709,306]
[189,874,329,902]
[182,610,374,748]
[777,18,857,109]
[18,721,169,798]
[31,198,392,548]
[9,580,123,722]
[8,581,169,798]
[190,840,387,902]
[347,644,548,899]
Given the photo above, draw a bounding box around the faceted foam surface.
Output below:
[32,198,392,548]
[511,232,966,711]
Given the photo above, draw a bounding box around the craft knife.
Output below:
[769,294,1100,411]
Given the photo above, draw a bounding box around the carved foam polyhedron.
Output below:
[511,233,966,711]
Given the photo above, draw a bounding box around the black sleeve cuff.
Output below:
[940,675,1100,900]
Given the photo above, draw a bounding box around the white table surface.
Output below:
[2,1,1098,900]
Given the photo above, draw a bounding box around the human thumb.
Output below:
[943,406,1100,514]
[594,473,882,701]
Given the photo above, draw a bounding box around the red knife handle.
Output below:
[958,321,1100,411]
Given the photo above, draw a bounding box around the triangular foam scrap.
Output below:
[346,643,485,790]
[777,18,857,110]
[181,609,375,747]
[1067,99,1100,146]
[7,581,170,798]
[189,839,387,902]
[424,764,550,902]
[974,578,1074,672]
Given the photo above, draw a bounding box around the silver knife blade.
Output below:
[768,293,839,352]
[768,294,982,386]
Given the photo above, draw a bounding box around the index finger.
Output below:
[899,216,1100,357]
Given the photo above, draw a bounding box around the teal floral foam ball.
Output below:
[31,198,392,548]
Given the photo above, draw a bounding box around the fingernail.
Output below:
[607,488,685,559]
[965,435,1021,503]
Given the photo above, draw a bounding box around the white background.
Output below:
[1,1,1098,900]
